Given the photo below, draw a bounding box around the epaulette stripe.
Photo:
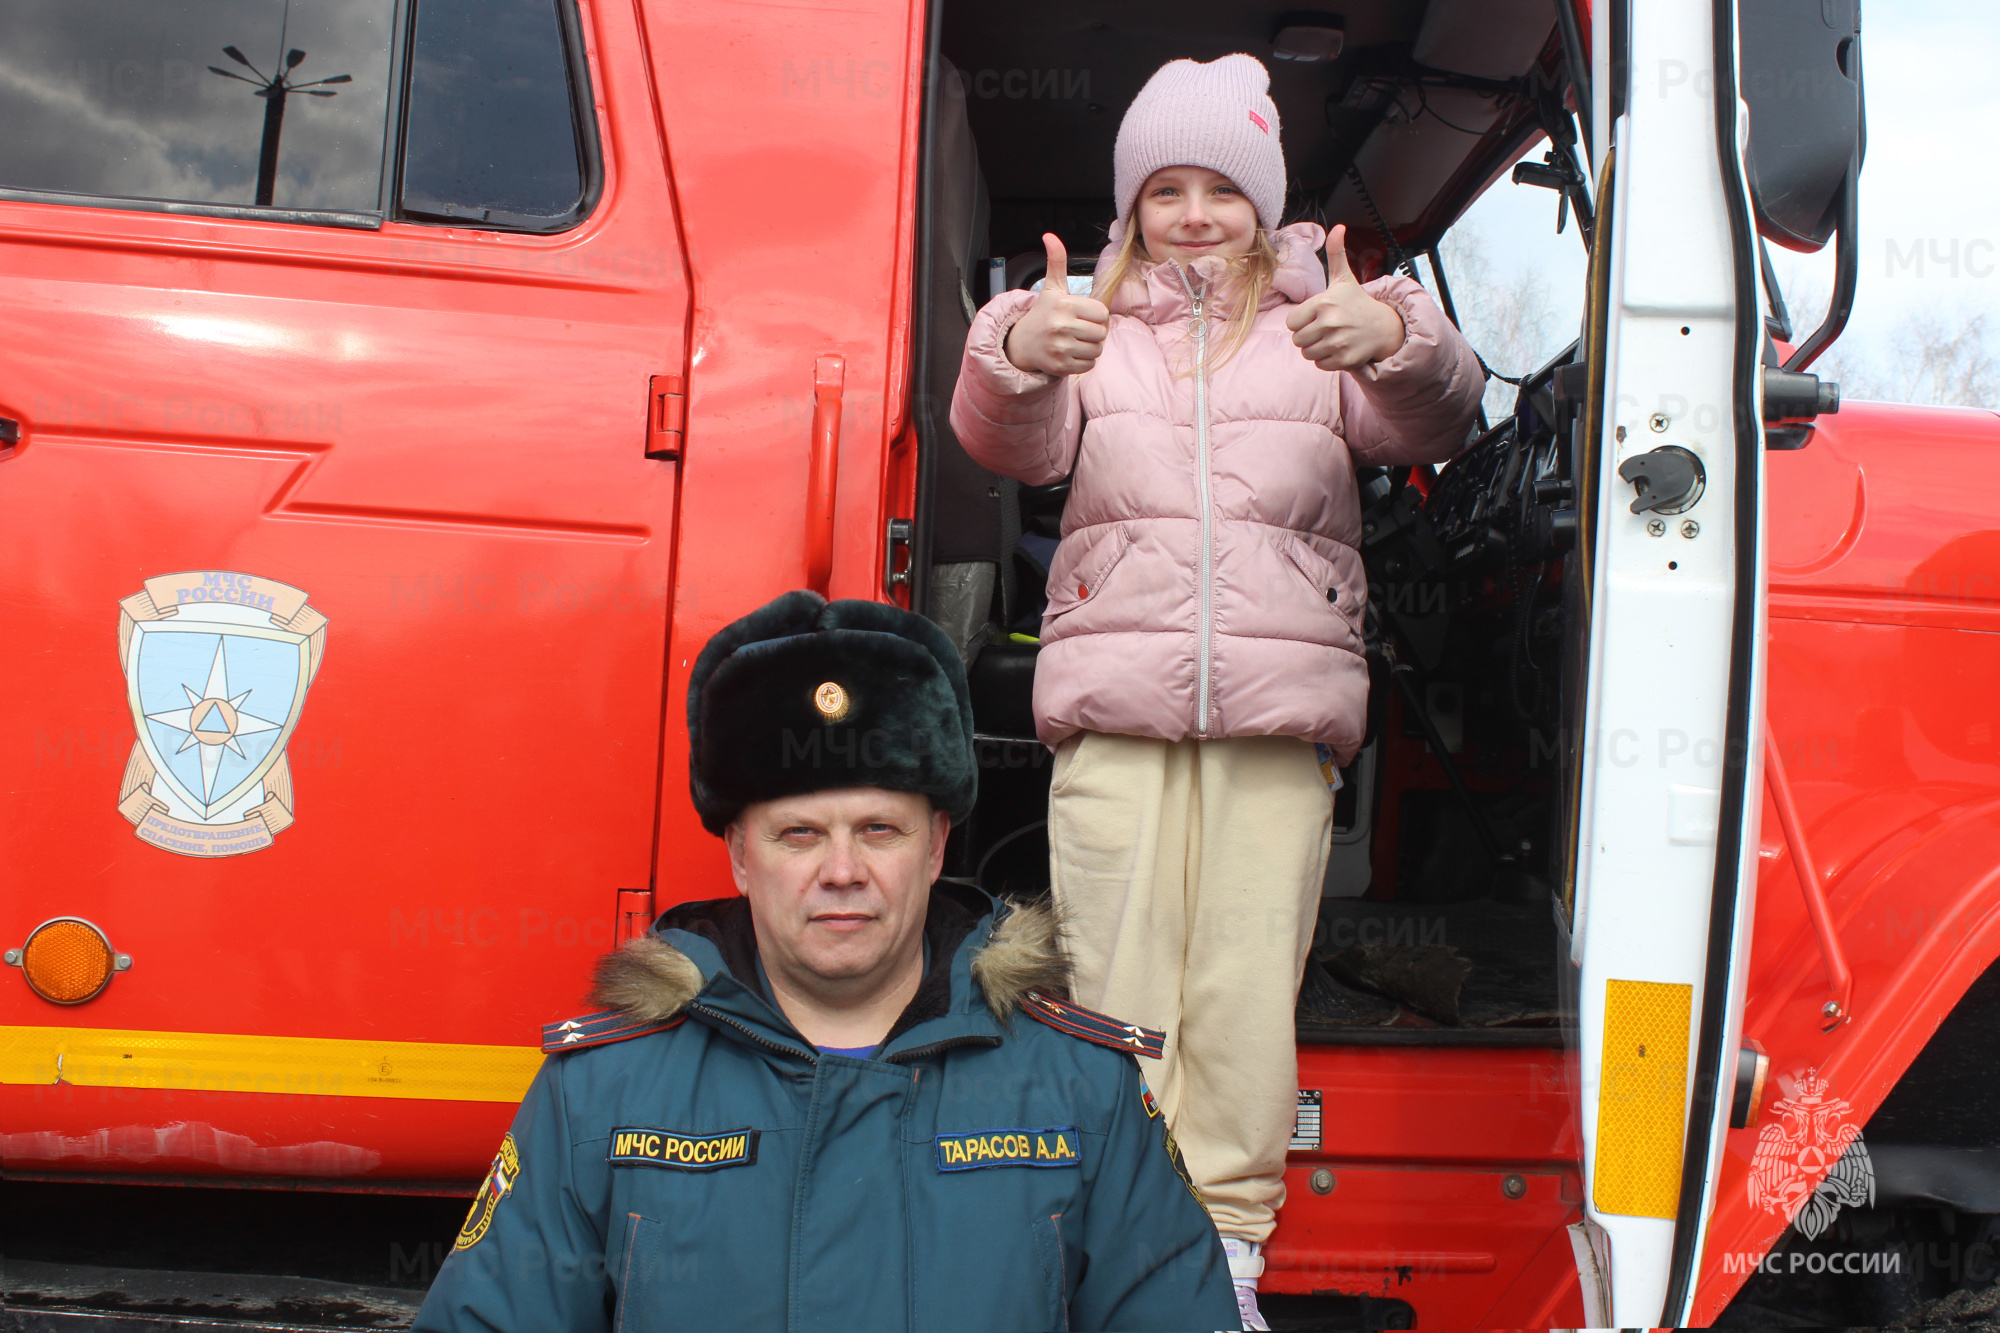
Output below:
[540,1012,686,1054]
[1021,992,1166,1059]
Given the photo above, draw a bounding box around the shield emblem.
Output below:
[116,572,328,857]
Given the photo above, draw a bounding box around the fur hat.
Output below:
[686,591,976,835]
[1114,53,1286,231]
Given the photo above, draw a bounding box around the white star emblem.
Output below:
[143,638,285,801]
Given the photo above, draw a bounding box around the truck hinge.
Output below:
[646,376,685,460]
[884,517,913,600]
[616,888,656,943]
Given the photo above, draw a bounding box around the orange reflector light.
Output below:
[8,918,128,1005]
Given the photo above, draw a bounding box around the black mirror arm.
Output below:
[1782,156,1858,373]
[1758,239,1792,343]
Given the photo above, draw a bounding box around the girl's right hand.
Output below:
[1004,234,1110,377]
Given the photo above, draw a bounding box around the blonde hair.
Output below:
[1093,221,1281,371]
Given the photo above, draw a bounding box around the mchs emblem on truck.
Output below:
[116,571,328,858]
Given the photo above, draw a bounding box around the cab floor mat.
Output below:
[1303,898,1561,1031]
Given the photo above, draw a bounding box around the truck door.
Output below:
[1565,0,1770,1320]
[0,0,688,1175]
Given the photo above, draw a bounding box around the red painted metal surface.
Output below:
[2,0,1998,1321]
[1267,1046,1586,1325]
[1764,727,1854,1028]
[1686,402,2000,1321]
[0,0,926,1183]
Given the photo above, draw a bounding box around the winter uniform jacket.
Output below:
[949,222,1484,759]
[413,885,1237,1333]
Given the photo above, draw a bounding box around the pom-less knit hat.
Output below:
[1114,54,1285,231]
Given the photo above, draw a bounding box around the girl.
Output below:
[949,53,1482,1331]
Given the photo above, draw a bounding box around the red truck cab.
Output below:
[6,0,2000,1328]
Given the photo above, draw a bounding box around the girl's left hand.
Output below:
[1285,224,1408,373]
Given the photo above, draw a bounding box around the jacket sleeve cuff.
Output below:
[1352,275,1455,387]
[959,290,1066,423]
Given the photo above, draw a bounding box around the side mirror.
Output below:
[1738,0,1864,371]
[1738,0,1863,252]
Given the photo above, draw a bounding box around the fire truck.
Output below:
[4,0,1995,1326]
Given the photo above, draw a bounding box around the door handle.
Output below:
[807,355,844,594]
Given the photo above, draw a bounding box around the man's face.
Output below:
[726,787,949,988]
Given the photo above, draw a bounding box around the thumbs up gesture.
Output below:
[1003,233,1111,377]
[1285,225,1409,373]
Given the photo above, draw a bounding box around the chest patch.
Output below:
[608,1126,758,1172]
[936,1127,1081,1172]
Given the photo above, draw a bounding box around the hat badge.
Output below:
[812,681,851,721]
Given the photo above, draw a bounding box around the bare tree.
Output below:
[1436,223,1568,422]
[1886,310,1997,408]
[1778,274,1995,409]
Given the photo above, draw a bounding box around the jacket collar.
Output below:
[1094,219,1328,325]
[586,883,1070,1063]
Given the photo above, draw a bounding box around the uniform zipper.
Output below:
[688,1001,819,1064]
[883,1033,1002,1065]
[1172,260,1216,737]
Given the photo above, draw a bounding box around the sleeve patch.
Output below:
[1021,992,1166,1059]
[454,1133,520,1251]
[1160,1120,1203,1206]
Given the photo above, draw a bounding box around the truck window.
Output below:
[0,0,394,216]
[397,0,595,231]
[0,0,595,232]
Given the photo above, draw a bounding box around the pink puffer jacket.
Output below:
[949,222,1483,758]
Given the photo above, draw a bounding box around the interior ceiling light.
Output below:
[1273,12,1346,62]
[6,917,131,1005]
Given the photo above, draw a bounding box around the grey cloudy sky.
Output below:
[0,0,393,210]
[1454,0,1995,401]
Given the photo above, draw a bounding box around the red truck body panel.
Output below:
[3,0,1998,1326]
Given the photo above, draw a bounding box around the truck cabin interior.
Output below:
[917,0,1593,1046]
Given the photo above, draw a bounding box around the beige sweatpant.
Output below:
[1048,731,1332,1245]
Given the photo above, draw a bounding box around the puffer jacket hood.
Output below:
[950,220,1484,757]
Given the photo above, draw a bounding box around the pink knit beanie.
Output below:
[1113,54,1286,231]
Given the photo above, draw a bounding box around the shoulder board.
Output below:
[1020,992,1165,1059]
[541,1009,685,1054]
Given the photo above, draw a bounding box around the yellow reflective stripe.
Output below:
[0,1025,543,1103]
[1592,979,1694,1219]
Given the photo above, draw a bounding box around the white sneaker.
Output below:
[1220,1238,1270,1332]
[1232,1282,1270,1331]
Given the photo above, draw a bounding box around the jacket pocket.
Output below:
[1032,1212,1072,1333]
[613,1212,663,1333]
[1043,526,1132,621]
[1277,534,1346,620]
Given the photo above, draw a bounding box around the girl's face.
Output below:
[1135,166,1259,263]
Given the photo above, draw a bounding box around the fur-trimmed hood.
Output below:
[587,892,1068,1029]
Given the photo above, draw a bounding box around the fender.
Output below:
[1692,794,2000,1321]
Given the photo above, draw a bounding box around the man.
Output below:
[415,591,1239,1332]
